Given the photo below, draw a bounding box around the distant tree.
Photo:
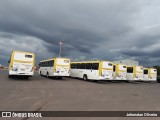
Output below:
[153,65,160,75]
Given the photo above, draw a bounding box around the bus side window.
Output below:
[80,63,86,69]
[77,64,81,69]
[39,63,41,67]
[92,63,99,70]
[86,63,92,70]
[71,64,75,69]
[44,62,46,67]
[74,64,77,69]
[113,65,116,72]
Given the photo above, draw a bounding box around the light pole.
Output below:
[59,41,63,58]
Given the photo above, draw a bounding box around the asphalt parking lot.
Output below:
[0,70,160,119]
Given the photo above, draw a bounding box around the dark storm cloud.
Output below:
[0,0,160,66]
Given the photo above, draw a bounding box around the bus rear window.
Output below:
[25,55,32,58]
[64,60,69,63]
[123,66,126,68]
[144,70,148,74]
[108,63,112,66]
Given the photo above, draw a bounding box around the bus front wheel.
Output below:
[40,71,42,76]
[83,75,88,81]
[8,75,12,78]
[157,79,160,83]
[46,72,49,78]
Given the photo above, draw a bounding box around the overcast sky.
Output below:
[0,0,160,66]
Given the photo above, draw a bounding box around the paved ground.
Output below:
[0,70,160,120]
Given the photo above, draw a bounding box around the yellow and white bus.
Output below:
[126,66,144,80]
[8,51,35,78]
[39,58,70,79]
[70,61,113,81]
[113,64,127,80]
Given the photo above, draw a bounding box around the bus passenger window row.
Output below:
[39,60,54,67]
[71,63,99,70]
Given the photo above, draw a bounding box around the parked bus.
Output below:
[70,61,113,81]
[8,51,35,78]
[39,58,70,79]
[126,66,144,80]
[113,64,127,80]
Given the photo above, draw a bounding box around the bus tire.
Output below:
[58,77,63,79]
[40,71,42,76]
[157,79,160,83]
[25,76,30,79]
[8,75,12,78]
[46,72,49,78]
[83,74,88,81]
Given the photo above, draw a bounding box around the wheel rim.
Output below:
[47,73,49,77]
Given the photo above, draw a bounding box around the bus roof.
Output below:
[144,68,149,70]
[40,57,70,62]
[127,65,143,68]
[12,51,35,55]
[114,63,127,66]
[71,60,112,64]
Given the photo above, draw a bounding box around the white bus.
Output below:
[39,58,70,79]
[70,61,113,81]
[126,66,144,80]
[8,51,35,79]
[113,64,127,80]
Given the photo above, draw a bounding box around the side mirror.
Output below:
[8,60,10,63]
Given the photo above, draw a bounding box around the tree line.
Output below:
[153,65,160,75]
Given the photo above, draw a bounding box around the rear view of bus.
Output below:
[113,64,127,80]
[8,51,35,78]
[54,58,70,77]
[39,58,70,78]
[100,61,113,80]
[148,68,157,81]
[126,66,143,80]
[135,66,144,80]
